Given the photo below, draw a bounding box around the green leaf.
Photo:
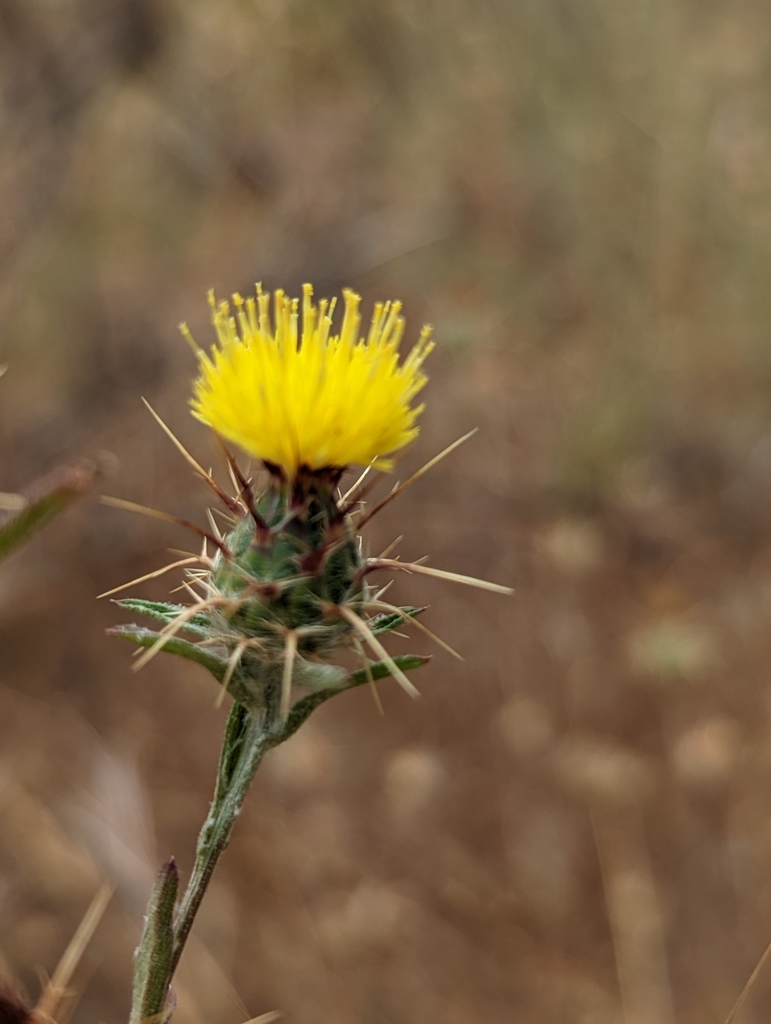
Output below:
[114,599,211,637]
[113,598,423,638]
[291,658,348,690]
[347,653,429,686]
[130,858,179,1024]
[108,624,228,681]
[213,703,252,800]
[369,606,426,635]
[0,460,97,564]
[109,623,271,711]
[276,653,430,744]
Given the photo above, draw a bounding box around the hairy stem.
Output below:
[130,670,281,1023]
[169,704,271,975]
[128,651,428,1022]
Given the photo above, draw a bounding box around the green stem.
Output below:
[169,703,272,976]
[129,694,280,1024]
[127,653,429,1021]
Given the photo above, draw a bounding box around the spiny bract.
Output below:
[111,462,426,716]
[209,479,364,660]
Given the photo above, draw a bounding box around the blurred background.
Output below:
[2,0,771,1021]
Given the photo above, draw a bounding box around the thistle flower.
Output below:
[108,284,510,710]
[108,284,510,1024]
[187,284,434,482]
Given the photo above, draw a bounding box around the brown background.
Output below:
[2,1,771,1021]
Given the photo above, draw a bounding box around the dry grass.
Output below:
[3,0,771,1021]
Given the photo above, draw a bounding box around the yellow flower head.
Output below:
[188,284,434,480]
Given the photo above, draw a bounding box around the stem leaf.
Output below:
[114,599,211,637]
[130,858,179,1024]
[108,624,228,680]
[277,654,430,742]
[370,606,426,635]
[0,460,98,564]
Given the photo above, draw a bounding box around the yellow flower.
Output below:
[187,284,433,480]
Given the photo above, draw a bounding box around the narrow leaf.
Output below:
[347,653,429,686]
[0,460,98,563]
[215,703,251,796]
[108,625,227,681]
[276,654,430,743]
[115,598,211,637]
[369,606,425,636]
[291,659,348,690]
[130,858,179,1024]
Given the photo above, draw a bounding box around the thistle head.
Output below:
[109,284,508,724]
[109,285,444,724]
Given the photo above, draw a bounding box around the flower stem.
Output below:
[170,703,271,975]
[130,674,281,1024]
[128,653,428,1022]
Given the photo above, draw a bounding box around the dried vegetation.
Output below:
[3,0,771,1021]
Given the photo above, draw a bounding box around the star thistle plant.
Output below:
[107,284,510,1024]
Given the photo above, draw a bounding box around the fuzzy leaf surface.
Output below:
[130,858,179,1024]
[108,624,228,680]
[0,461,97,563]
[292,658,348,690]
[115,599,211,637]
[369,606,425,635]
[277,654,430,742]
